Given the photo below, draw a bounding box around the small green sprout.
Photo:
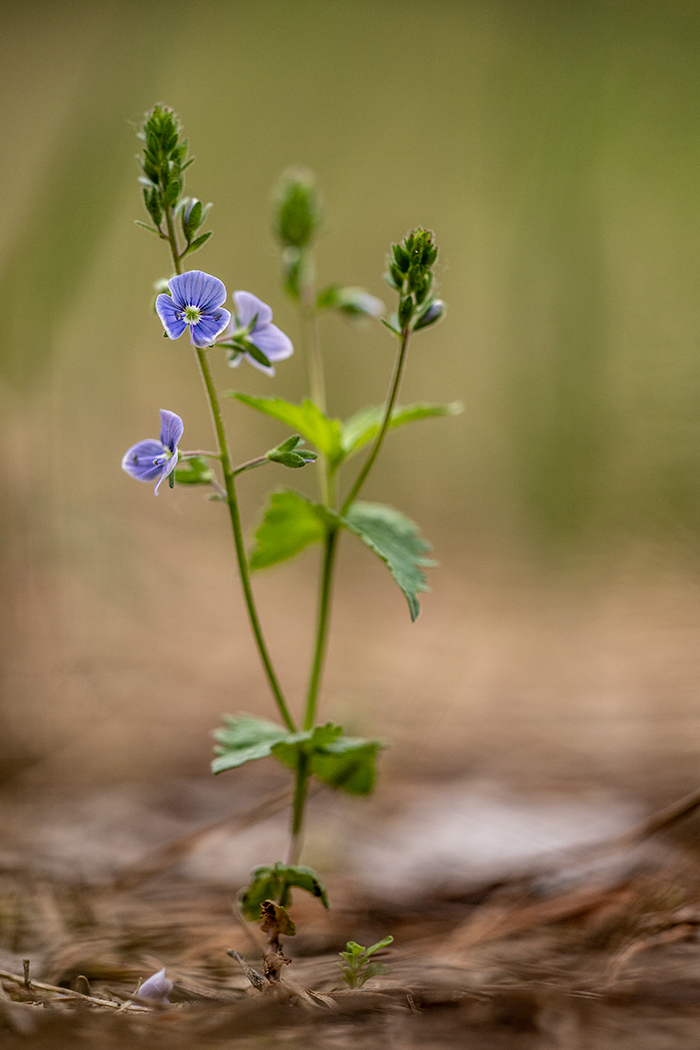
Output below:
[337,935,394,989]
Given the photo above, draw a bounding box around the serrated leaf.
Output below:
[271,723,382,796]
[239,862,329,919]
[270,723,342,771]
[341,503,433,621]
[341,401,464,458]
[229,394,344,467]
[211,713,288,774]
[249,490,329,571]
[310,736,382,795]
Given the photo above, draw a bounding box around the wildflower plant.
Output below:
[124,104,460,958]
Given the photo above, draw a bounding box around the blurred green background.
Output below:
[3,0,700,794]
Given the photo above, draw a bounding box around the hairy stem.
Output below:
[196,349,296,733]
[285,752,310,867]
[164,204,295,732]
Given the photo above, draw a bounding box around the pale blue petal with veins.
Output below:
[156,270,231,348]
[217,290,293,375]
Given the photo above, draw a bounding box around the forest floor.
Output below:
[3,771,700,1049]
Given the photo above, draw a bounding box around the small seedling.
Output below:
[338,936,394,989]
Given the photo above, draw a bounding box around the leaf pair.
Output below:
[212,713,383,795]
[228,393,463,470]
[250,491,433,621]
[239,862,329,921]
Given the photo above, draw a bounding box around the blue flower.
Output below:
[217,290,293,375]
[135,968,173,1004]
[121,410,183,494]
[156,270,231,348]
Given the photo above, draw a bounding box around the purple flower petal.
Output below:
[170,271,227,313]
[122,439,168,482]
[159,410,184,453]
[137,968,173,1003]
[190,308,231,347]
[248,323,293,363]
[156,294,188,340]
[233,291,273,329]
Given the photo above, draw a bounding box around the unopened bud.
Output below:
[413,299,445,330]
[273,169,321,249]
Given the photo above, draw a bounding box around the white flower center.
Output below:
[183,305,202,324]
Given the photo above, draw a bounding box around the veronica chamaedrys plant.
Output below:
[123,105,459,981]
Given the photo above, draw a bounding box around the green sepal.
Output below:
[248,489,330,570]
[181,199,202,239]
[239,862,329,920]
[228,394,344,467]
[173,456,215,485]
[182,231,212,257]
[164,180,181,207]
[237,339,272,370]
[338,502,434,621]
[341,401,464,458]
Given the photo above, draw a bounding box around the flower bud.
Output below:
[413,299,445,330]
[273,169,321,249]
[398,295,415,328]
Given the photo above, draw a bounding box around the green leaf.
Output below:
[341,401,463,459]
[249,490,329,571]
[211,713,289,774]
[361,935,394,958]
[341,503,433,621]
[270,723,342,771]
[309,735,382,795]
[173,456,215,485]
[271,723,383,796]
[239,862,329,920]
[229,394,344,467]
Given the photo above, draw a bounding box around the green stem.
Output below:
[341,327,411,515]
[196,348,297,733]
[286,752,310,867]
[164,205,181,272]
[304,527,338,730]
[300,263,325,415]
[162,204,295,732]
